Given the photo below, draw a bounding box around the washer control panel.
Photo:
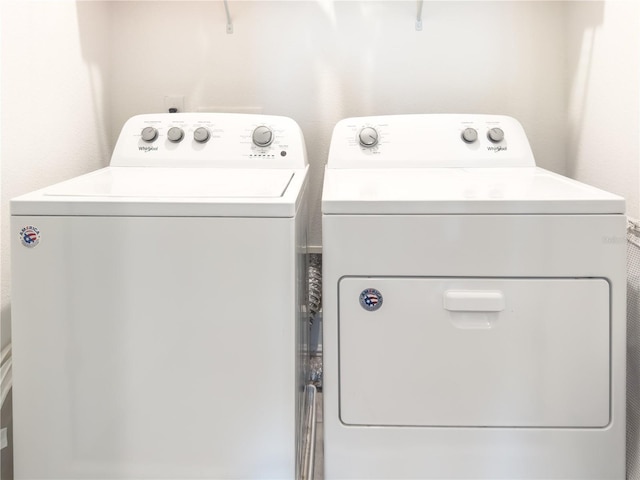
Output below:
[111,113,307,168]
[328,114,535,168]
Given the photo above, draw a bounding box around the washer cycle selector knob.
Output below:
[461,128,478,143]
[252,126,274,147]
[193,127,210,143]
[487,127,505,143]
[358,127,379,147]
[167,127,184,143]
[141,126,158,142]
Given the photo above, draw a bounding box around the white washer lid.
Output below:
[322,167,625,215]
[12,167,307,217]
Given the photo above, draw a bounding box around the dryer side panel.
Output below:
[322,213,626,480]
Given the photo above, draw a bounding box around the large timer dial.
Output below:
[252,126,274,147]
[358,127,379,147]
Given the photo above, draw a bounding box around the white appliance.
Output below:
[321,114,626,479]
[11,113,309,479]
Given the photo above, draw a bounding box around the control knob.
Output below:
[461,128,478,143]
[167,127,184,143]
[358,127,379,147]
[252,126,274,147]
[487,127,505,143]
[194,127,210,143]
[141,126,158,142]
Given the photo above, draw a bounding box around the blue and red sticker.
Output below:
[20,225,40,248]
[359,288,383,311]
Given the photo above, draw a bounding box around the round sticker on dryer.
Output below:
[20,225,40,248]
[359,288,383,311]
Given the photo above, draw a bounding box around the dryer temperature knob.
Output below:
[141,126,158,142]
[167,127,184,143]
[487,127,505,143]
[252,126,274,147]
[194,127,210,143]
[358,127,379,147]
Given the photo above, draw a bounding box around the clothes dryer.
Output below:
[11,113,309,479]
[322,114,626,479]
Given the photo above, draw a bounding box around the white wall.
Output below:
[108,0,568,249]
[566,0,639,219]
[0,0,112,349]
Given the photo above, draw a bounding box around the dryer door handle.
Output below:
[443,290,505,312]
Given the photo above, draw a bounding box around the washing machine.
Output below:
[321,114,626,479]
[11,113,309,479]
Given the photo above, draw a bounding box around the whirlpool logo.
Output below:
[487,146,507,152]
[138,146,158,152]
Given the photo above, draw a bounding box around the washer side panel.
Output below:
[11,215,297,479]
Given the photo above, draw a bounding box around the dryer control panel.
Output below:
[111,113,307,168]
[327,114,535,168]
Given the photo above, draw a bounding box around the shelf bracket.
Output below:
[416,0,423,31]
[223,0,233,34]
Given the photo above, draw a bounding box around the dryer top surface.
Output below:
[322,167,625,215]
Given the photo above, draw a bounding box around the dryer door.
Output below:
[338,277,610,428]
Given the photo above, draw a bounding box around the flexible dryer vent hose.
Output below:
[308,254,322,320]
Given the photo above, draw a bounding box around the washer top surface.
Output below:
[12,113,308,217]
[322,114,625,215]
[45,167,295,198]
[12,166,307,217]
